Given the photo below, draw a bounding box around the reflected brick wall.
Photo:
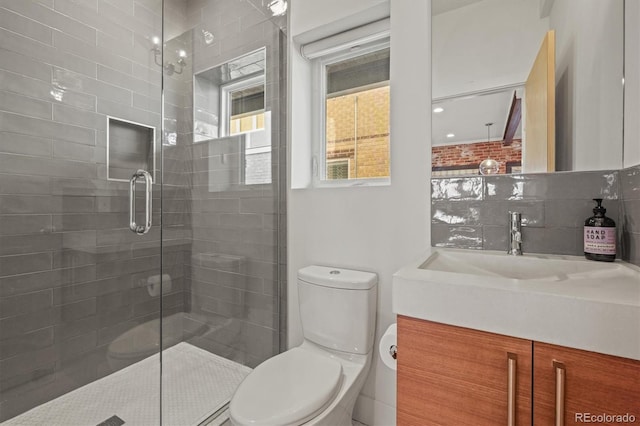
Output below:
[432,140,522,174]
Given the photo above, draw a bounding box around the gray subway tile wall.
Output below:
[620,165,640,265]
[432,165,640,266]
[0,0,288,416]
[172,0,287,369]
[0,0,189,421]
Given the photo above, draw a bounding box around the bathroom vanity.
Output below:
[392,248,640,425]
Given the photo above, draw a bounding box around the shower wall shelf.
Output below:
[106,116,156,182]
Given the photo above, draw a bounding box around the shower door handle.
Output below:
[129,169,153,235]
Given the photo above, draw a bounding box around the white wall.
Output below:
[625,0,640,168]
[287,1,431,425]
[551,0,624,171]
[432,0,549,99]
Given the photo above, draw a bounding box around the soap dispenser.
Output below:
[584,198,616,262]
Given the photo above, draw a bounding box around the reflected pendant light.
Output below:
[479,122,500,175]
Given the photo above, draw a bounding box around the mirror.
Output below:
[431,0,624,177]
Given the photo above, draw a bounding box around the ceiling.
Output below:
[432,88,523,146]
[431,0,523,147]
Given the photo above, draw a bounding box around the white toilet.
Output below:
[229,265,377,426]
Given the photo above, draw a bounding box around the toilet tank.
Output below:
[298,266,377,354]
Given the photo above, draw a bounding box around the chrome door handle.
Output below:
[129,169,153,235]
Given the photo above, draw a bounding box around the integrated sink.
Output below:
[393,248,640,360]
[420,249,626,281]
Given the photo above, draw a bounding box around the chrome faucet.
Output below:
[508,212,523,255]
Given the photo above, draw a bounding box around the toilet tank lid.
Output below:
[298,265,377,290]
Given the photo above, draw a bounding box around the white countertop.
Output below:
[392,248,640,360]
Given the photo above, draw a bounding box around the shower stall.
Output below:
[0,0,287,424]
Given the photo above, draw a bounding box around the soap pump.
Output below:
[584,198,616,262]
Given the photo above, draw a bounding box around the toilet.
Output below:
[229,265,377,426]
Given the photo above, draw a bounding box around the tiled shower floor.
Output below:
[2,343,251,426]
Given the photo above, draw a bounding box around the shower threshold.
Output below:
[2,343,251,426]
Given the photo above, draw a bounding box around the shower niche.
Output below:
[107,116,156,181]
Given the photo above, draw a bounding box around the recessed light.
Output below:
[433,107,444,113]
[446,133,455,138]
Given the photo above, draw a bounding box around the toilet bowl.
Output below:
[229,265,377,426]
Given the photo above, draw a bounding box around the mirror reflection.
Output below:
[431,0,624,177]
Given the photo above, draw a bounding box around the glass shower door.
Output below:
[0,0,164,423]
[160,0,288,423]
[0,0,287,423]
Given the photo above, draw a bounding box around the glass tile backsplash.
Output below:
[432,165,640,266]
[620,165,640,265]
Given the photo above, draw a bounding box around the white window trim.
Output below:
[300,18,390,60]
[311,39,391,188]
[220,75,272,187]
[220,74,266,137]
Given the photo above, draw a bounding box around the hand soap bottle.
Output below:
[584,198,616,262]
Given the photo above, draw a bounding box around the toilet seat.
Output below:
[229,347,343,426]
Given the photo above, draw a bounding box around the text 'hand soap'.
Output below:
[584,198,616,262]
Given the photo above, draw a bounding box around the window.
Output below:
[193,48,271,187]
[221,75,265,137]
[221,75,271,185]
[317,43,390,183]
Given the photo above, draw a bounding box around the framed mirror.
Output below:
[431,0,624,176]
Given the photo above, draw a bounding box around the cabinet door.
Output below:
[533,342,640,425]
[397,316,532,426]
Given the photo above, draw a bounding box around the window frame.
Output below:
[220,74,266,138]
[219,74,271,187]
[312,39,391,188]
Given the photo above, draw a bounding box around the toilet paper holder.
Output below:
[379,323,398,370]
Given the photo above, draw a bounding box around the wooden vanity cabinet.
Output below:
[397,315,532,425]
[397,316,640,426]
[533,342,640,426]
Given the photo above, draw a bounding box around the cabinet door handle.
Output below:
[554,360,566,426]
[507,352,517,426]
